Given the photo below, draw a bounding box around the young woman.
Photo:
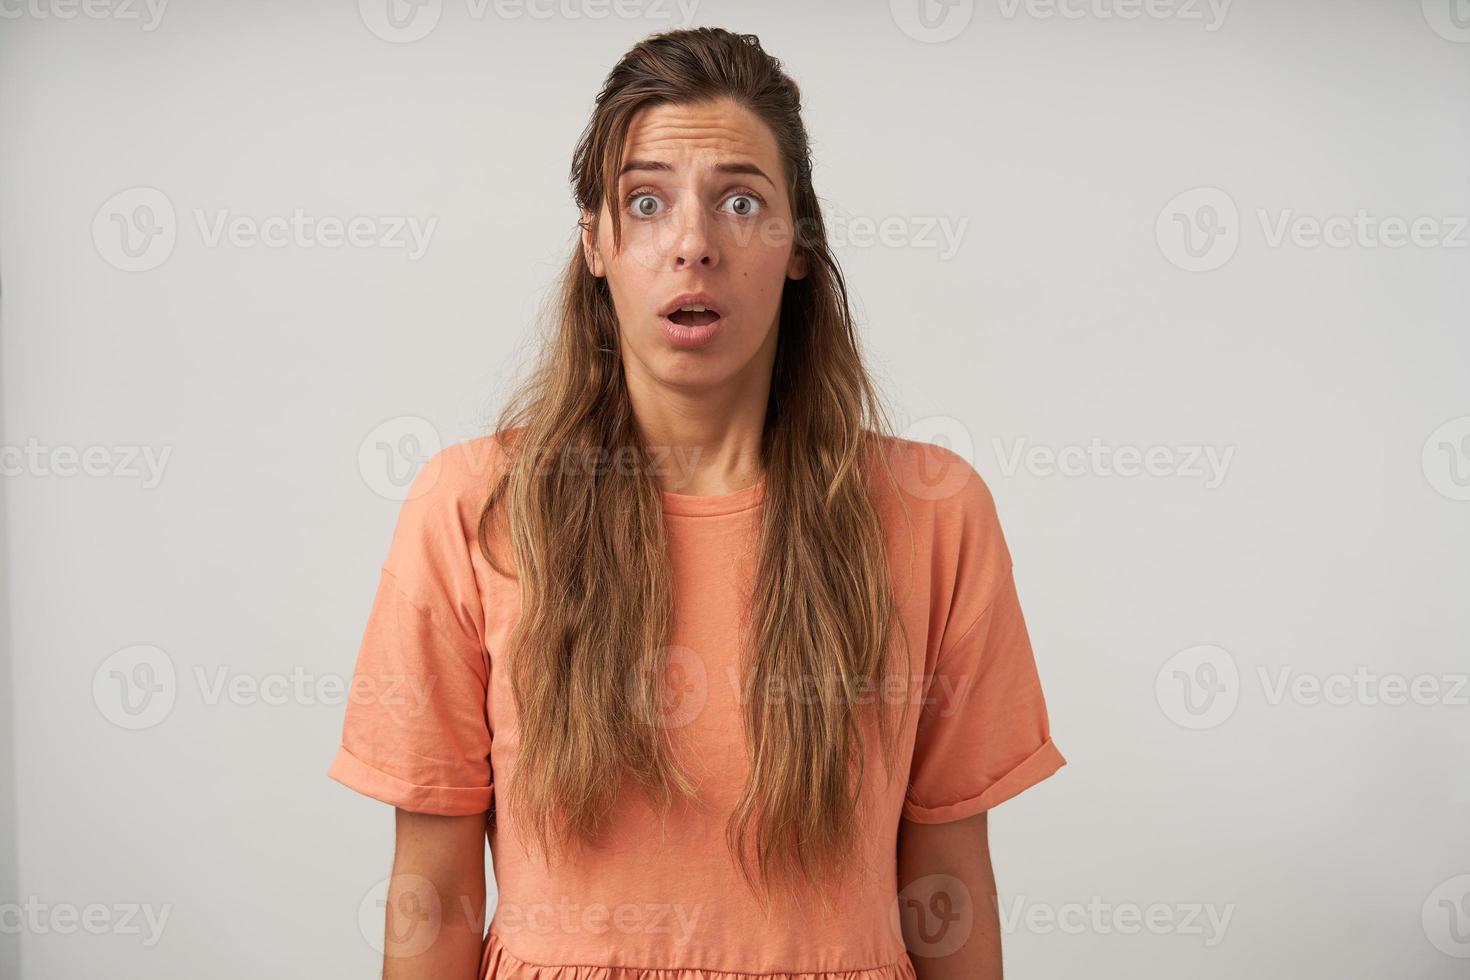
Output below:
[329,26,1065,980]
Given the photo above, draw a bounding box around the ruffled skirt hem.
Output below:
[479,929,919,980]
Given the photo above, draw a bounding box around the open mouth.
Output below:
[667,306,721,327]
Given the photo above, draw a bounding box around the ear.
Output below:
[580,210,605,278]
[786,248,809,281]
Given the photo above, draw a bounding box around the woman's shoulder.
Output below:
[382,429,519,576]
[402,428,517,511]
[869,433,1013,631]
[868,431,997,524]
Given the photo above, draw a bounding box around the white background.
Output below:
[2,0,1468,977]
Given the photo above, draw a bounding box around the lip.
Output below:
[659,291,726,350]
[658,291,724,318]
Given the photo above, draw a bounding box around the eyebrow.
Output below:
[618,158,775,188]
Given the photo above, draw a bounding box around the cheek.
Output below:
[732,240,792,302]
[604,251,658,320]
[610,230,672,291]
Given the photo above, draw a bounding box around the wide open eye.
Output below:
[626,192,664,218]
[721,192,763,218]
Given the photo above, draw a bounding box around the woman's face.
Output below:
[582,97,808,391]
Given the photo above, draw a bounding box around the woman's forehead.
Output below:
[621,100,780,171]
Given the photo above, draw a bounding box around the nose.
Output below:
[667,204,719,270]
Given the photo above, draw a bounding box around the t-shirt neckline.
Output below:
[660,476,766,517]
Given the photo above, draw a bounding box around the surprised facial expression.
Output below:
[582,97,809,390]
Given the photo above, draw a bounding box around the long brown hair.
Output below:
[477,26,915,913]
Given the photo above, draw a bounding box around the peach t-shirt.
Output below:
[328,432,1065,979]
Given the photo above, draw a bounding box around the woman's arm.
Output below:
[380,808,488,980]
[896,811,1003,980]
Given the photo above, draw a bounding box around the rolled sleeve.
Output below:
[328,445,495,817]
[904,572,1065,824]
